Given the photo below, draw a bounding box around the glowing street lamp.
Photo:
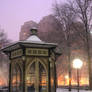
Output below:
[73,59,83,69]
[73,59,83,92]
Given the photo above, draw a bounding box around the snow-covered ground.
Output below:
[57,88,92,92]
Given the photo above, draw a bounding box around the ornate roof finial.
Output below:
[30,27,38,35]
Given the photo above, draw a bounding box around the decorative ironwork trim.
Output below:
[11,49,23,59]
[26,48,49,56]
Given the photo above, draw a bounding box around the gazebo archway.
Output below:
[11,63,22,92]
[26,59,47,92]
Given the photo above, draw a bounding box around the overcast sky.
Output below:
[0,0,65,41]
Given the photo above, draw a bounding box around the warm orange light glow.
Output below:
[0,78,6,86]
[57,74,89,86]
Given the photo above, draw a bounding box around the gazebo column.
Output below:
[23,57,26,92]
[53,62,57,92]
[35,61,39,92]
[48,61,51,92]
[9,62,11,92]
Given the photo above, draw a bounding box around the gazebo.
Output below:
[1,28,58,92]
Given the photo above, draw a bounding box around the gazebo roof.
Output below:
[1,28,57,52]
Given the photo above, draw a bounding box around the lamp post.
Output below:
[73,59,83,92]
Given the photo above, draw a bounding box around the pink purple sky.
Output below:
[0,0,65,41]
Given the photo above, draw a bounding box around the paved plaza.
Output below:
[57,88,92,92]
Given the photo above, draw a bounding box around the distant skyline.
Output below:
[0,0,65,41]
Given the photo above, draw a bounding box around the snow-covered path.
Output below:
[57,88,92,92]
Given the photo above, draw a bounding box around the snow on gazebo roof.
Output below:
[26,34,42,42]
